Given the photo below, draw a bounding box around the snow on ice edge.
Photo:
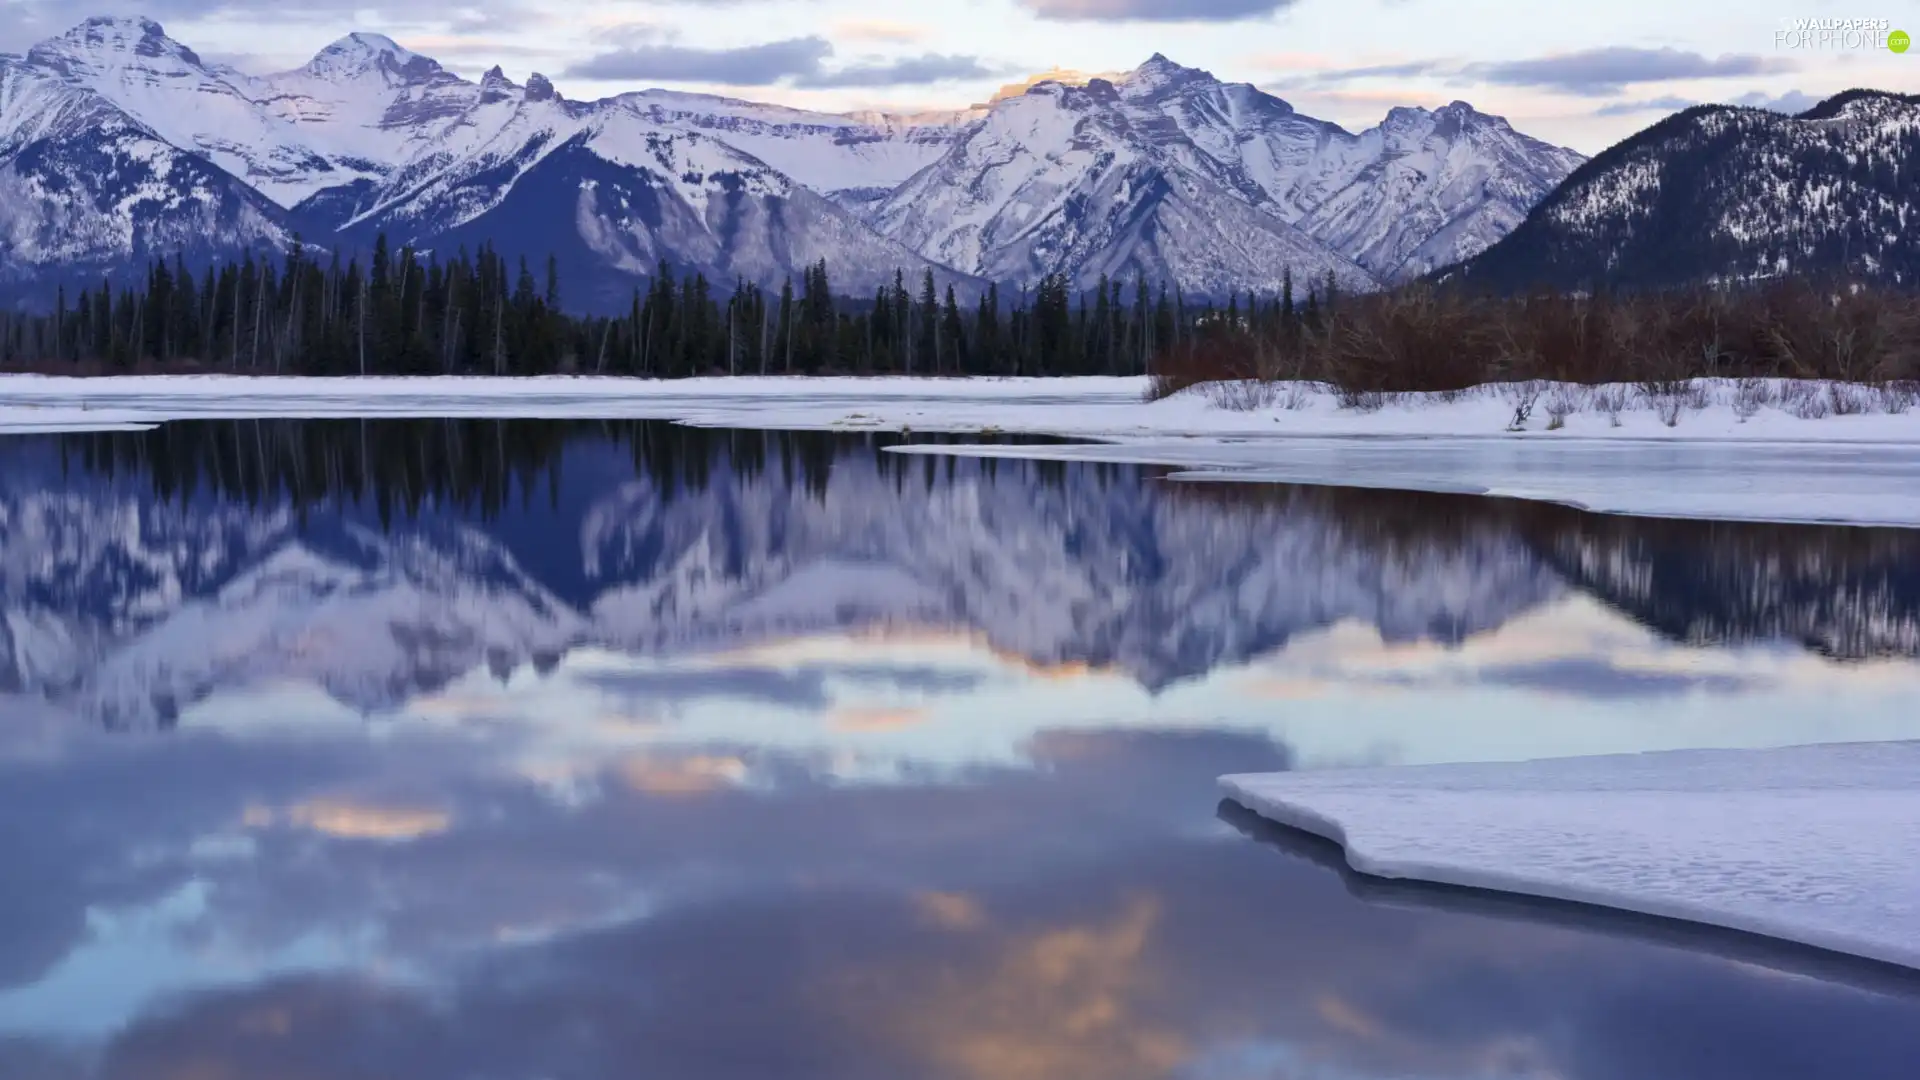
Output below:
[1220,741,1920,974]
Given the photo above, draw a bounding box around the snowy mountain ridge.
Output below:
[0,15,1587,301]
[1442,89,1920,290]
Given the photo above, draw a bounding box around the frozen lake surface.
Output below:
[2,416,1919,1076]
[5,374,1920,526]
[1223,740,1920,974]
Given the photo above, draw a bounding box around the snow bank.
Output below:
[4,374,1919,526]
[4,374,1920,442]
[1221,740,1920,973]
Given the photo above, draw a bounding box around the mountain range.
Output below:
[0,15,1586,307]
[1446,89,1920,291]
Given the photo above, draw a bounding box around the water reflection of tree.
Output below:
[1169,481,1920,661]
[57,421,1105,526]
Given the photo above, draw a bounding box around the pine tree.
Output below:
[942,284,966,374]
[916,270,939,375]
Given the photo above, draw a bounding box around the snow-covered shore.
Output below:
[4,373,1919,526]
[1222,741,1920,975]
[3,373,1920,441]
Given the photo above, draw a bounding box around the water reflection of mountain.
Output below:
[1,420,1914,727]
[1176,483,1920,663]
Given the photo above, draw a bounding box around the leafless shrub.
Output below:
[1545,384,1583,426]
[1502,379,1546,430]
[1653,393,1685,427]
[1781,381,1832,420]
[1639,373,1709,428]
[1731,377,1774,421]
[1146,326,1260,401]
[1204,379,1278,412]
[1277,380,1317,410]
[1337,386,1387,412]
[1879,380,1918,415]
[1638,369,1700,428]
[1827,382,1873,416]
[1590,384,1628,427]
[1145,279,1920,412]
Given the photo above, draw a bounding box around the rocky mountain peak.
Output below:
[479,64,518,102]
[1119,52,1216,97]
[304,31,442,83]
[26,14,207,76]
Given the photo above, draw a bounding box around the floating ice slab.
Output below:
[1221,741,1920,972]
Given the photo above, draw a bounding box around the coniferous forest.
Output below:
[0,236,1276,378]
[3,235,1915,392]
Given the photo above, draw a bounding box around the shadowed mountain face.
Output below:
[2,420,1918,729]
[1442,90,1920,290]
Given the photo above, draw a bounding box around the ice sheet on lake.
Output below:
[1221,740,1920,973]
[889,436,1920,528]
[4,374,1920,526]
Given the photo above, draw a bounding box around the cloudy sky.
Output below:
[0,0,1915,161]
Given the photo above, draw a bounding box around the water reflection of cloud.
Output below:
[172,605,1920,797]
[250,799,455,842]
[914,891,986,931]
[617,753,750,796]
[1,717,1917,1078]
[578,666,836,711]
[875,893,1186,1080]
[1475,658,1756,699]
[38,824,1920,1080]
[829,707,932,733]
[1228,595,1920,767]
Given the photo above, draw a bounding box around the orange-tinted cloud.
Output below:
[244,798,453,842]
[834,19,931,44]
[1317,994,1385,1040]
[916,891,988,931]
[619,754,748,796]
[877,894,1186,1080]
[830,706,932,733]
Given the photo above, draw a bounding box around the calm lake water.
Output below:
[2,419,1918,1079]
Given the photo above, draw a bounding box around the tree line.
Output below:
[59,418,1129,528]
[0,236,1341,378]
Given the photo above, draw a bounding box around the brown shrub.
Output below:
[1150,279,1920,398]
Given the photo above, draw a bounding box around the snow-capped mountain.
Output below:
[873,56,1585,292]
[0,16,1584,303]
[612,90,978,206]
[0,50,289,284]
[20,16,375,206]
[874,75,1380,295]
[1442,90,1920,290]
[255,32,499,182]
[1294,100,1587,281]
[0,16,970,301]
[336,76,968,304]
